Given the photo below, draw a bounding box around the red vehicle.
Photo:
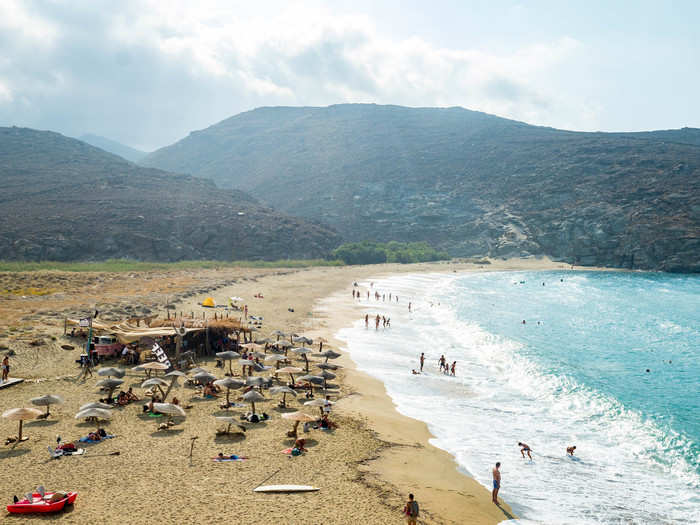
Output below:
[7,491,77,514]
[94,335,122,357]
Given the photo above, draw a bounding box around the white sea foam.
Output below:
[335,272,700,524]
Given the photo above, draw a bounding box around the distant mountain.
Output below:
[79,133,148,162]
[143,104,700,272]
[0,127,340,262]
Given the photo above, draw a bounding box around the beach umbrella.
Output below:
[97,367,126,378]
[216,350,241,375]
[162,370,186,402]
[281,411,317,436]
[188,367,209,375]
[215,416,246,435]
[265,354,288,369]
[319,370,336,389]
[193,371,216,385]
[240,342,260,350]
[2,408,42,442]
[242,390,265,415]
[291,347,314,372]
[293,336,313,345]
[254,338,272,345]
[270,330,286,341]
[75,407,112,428]
[138,361,169,377]
[275,366,303,384]
[298,374,324,385]
[298,374,323,394]
[319,350,341,362]
[141,377,168,399]
[245,376,267,393]
[305,398,334,417]
[316,363,341,371]
[250,351,267,359]
[229,296,243,303]
[30,394,64,417]
[270,386,297,407]
[214,377,245,406]
[79,402,112,411]
[96,378,124,400]
[152,403,186,424]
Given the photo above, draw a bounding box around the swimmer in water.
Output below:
[518,442,532,459]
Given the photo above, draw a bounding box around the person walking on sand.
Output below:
[1,354,9,382]
[419,352,425,372]
[403,493,419,524]
[492,462,501,504]
[519,442,532,460]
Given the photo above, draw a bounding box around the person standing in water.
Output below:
[519,442,532,459]
[438,355,446,371]
[419,353,425,372]
[408,302,412,313]
[567,445,576,456]
[492,462,501,504]
[450,361,456,376]
[364,314,369,327]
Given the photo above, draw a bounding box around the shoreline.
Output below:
[306,258,581,523]
[0,257,576,524]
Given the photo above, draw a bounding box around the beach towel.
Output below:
[49,446,85,459]
[79,435,115,444]
[148,413,163,418]
[212,456,246,462]
[281,447,293,455]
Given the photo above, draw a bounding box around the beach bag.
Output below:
[291,448,301,456]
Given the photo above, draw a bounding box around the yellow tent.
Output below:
[201,297,216,308]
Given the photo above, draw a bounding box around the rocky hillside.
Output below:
[143,104,700,272]
[0,127,340,261]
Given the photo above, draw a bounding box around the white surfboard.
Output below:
[254,485,319,493]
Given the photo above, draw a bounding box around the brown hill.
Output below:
[143,104,700,272]
[0,127,340,261]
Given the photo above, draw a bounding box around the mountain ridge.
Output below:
[142,104,700,272]
[0,126,340,262]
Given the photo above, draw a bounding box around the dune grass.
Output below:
[0,259,344,273]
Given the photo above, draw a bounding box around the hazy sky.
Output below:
[1,0,698,150]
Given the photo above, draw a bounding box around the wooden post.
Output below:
[205,324,211,355]
[63,318,67,335]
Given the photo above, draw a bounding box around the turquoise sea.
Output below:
[336,270,700,524]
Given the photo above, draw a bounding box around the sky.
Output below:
[0,0,698,151]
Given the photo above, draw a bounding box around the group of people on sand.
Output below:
[364,313,391,329]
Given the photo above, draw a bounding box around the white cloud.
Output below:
[0,1,594,149]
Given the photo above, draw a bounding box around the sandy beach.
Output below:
[0,257,570,523]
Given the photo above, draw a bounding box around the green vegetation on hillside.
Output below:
[331,241,449,265]
[0,259,344,273]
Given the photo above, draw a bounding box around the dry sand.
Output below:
[0,257,571,523]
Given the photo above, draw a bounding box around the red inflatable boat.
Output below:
[7,491,77,514]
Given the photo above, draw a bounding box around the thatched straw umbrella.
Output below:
[242,390,265,415]
[319,350,341,363]
[293,336,313,345]
[152,402,185,425]
[318,369,336,390]
[193,371,216,385]
[265,354,288,370]
[214,377,245,407]
[79,401,112,411]
[281,411,317,437]
[2,408,42,442]
[162,370,186,402]
[96,378,124,401]
[30,394,64,417]
[270,386,297,407]
[214,416,246,436]
[297,374,324,395]
[275,366,303,384]
[291,347,313,372]
[270,330,286,341]
[141,377,168,399]
[97,367,125,378]
[304,397,334,417]
[216,351,240,376]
